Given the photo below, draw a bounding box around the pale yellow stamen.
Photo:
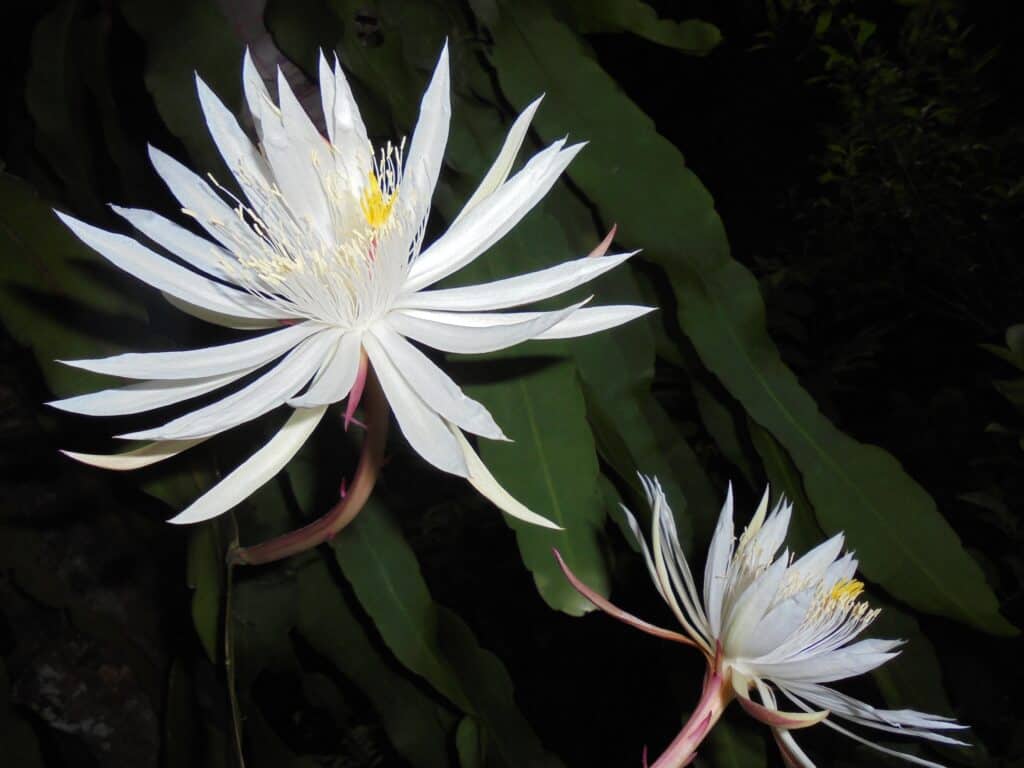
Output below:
[360,171,397,229]
[829,578,864,603]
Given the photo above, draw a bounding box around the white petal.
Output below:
[49,367,256,416]
[161,292,280,330]
[773,729,817,768]
[319,51,369,157]
[287,331,362,408]
[168,405,327,524]
[242,48,278,139]
[363,333,468,476]
[704,483,736,636]
[397,251,637,312]
[788,533,845,585]
[56,211,280,320]
[723,553,790,651]
[755,638,903,683]
[403,42,451,225]
[453,95,542,224]
[533,305,654,340]
[369,324,505,440]
[120,330,340,440]
[62,438,205,471]
[195,74,272,204]
[60,321,321,380]
[753,498,792,562]
[386,301,586,354]
[111,205,232,281]
[450,426,560,528]
[405,140,582,291]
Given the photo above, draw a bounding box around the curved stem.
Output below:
[648,669,731,768]
[228,365,389,566]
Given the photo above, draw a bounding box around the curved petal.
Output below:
[61,438,205,471]
[242,48,277,139]
[453,95,542,224]
[288,331,362,408]
[386,301,585,355]
[369,325,505,440]
[396,251,637,312]
[403,42,451,225]
[60,322,321,380]
[554,549,698,644]
[168,405,327,525]
[120,330,340,440]
[363,333,467,477]
[735,690,829,730]
[704,483,736,636]
[533,305,654,340]
[161,292,280,330]
[49,367,256,416]
[111,205,232,281]
[55,211,281,320]
[404,140,582,291]
[753,639,904,684]
[773,729,817,768]
[450,427,558,528]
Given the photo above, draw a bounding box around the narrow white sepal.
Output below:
[62,438,205,471]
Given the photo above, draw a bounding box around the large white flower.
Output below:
[556,478,968,768]
[50,45,648,530]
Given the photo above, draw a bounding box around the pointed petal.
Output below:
[403,42,451,224]
[386,301,586,354]
[554,548,698,644]
[753,639,904,683]
[369,325,505,439]
[319,51,369,157]
[168,406,327,524]
[288,331,362,408]
[111,205,231,281]
[60,322,321,380]
[722,553,790,650]
[453,95,542,224]
[363,333,468,477]
[773,730,817,768]
[120,330,339,441]
[704,483,735,636]
[397,251,637,312]
[405,140,582,291]
[55,211,279,320]
[62,438,205,471]
[737,695,829,730]
[451,426,560,528]
[532,305,654,339]
[49,367,256,416]
[242,49,277,138]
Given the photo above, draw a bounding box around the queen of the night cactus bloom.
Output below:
[556,478,968,767]
[49,44,650,556]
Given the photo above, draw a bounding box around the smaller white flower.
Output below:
[556,478,968,768]
[49,45,650,532]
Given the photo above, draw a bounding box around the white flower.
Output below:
[556,477,968,767]
[50,45,648,528]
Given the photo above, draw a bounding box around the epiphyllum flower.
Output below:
[50,44,648,558]
[556,478,967,768]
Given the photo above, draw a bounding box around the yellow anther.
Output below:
[829,579,864,603]
[360,171,397,229]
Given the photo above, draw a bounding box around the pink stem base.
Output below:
[228,366,389,566]
[647,669,731,768]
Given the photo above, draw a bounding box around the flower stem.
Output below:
[228,365,389,566]
[648,669,731,768]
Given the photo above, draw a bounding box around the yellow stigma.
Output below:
[360,171,397,229]
[829,579,864,603]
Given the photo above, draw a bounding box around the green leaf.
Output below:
[558,0,722,55]
[691,381,757,490]
[335,501,565,767]
[186,524,224,663]
[488,1,1013,635]
[0,172,146,397]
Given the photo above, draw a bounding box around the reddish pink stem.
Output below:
[229,365,389,566]
[647,669,731,768]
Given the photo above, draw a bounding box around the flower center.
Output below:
[360,170,398,229]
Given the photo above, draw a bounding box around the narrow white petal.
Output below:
[161,292,280,330]
[363,333,468,477]
[386,301,586,354]
[704,483,736,636]
[120,330,340,440]
[450,426,560,529]
[773,729,817,768]
[55,211,279,320]
[61,321,321,380]
[405,140,582,291]
[62,438,205,471]
[168,406,327,524]
[369,324,505,439]
[453,95,542,224]
[723,553,790,651]
[753,639,903,683]
[288,331,362,408]
[242,48,278,139]
[533,305,654,340]
[397,251,637,312]
[111,205,231,281]
[319,51,369,157]
[403,42,451,225]
[788,533,845,585]
[49,367,256,416]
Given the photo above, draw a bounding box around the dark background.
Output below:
[1,1,1022,766]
